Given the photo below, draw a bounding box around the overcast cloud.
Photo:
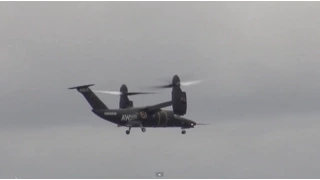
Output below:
[1,2,320,178]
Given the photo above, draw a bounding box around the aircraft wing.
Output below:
[141,101,173,113]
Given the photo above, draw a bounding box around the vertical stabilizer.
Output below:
[68,84,108,110]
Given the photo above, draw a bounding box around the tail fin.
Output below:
[68,84,108,110]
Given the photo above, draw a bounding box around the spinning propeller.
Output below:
[195,123,208,125]
[93,84,154,96]
[152,74,204,89]
[93,90,154,96]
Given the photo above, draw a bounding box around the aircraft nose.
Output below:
[190,121,196,127]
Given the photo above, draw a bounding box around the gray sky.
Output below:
[1,1,320,178]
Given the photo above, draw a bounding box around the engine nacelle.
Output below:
[172,90,187,116]
[128,100,133,107]
[120,97,133,109]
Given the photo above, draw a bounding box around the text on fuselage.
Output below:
[121,114,137,121]
[104,112,117,116]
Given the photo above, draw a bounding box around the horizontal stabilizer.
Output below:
[68,84,108,110]
[68,84,95,90]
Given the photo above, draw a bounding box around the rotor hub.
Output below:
[172,75,181,87]
[120,84,128,93]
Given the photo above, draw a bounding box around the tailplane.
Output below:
[68,84,108,110]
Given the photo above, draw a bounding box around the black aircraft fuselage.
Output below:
[92,108,196,128]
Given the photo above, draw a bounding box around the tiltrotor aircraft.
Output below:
[69,75,205,135]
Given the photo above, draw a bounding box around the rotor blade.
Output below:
[156,73,196,83]
[93,90,155,96]
[196,123,209,125]
[93,90,122,95]
[150,79,204,89]
[151,84,174,89]
[126,92,156,95]
[180,80,204,86]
